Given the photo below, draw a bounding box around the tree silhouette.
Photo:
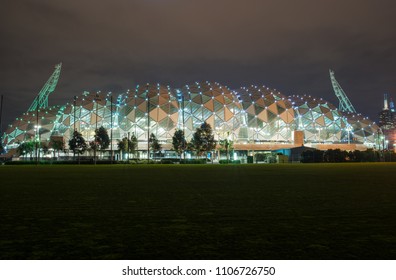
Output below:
[49,137,65,158]
[129,133,138,158]
[16,141,35,159]
[149,133,161,159]
[91,126,110,151]
[117,137,129,160]
[219,132,233,161]
[172,129,187,160]
[191,122,216,158]
[69,130,87,162]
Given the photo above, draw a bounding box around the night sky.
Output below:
[1,0,395,129]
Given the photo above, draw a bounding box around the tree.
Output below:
[172,129,187,160]
[92,126,110,151]
[219,132,233,161]
[149,133,161,159]
[324,149,346,162]
[362,148,380,162]
[90,126,110,161]
[300,149,324,163]
[352,150,363,162]
[16,141,35,159]
[69,130,87,162]
[117,137,128,160]
[191,122,216,158]
[117,133,138,160]
[49,137,65,158]
[129,133,138,158]
[89,140,96,153]
[186,141,196,158]
[41,144,49,156]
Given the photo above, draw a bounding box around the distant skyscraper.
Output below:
[378,93,396,150]
[379,94,395,129]
[389,97,395,113]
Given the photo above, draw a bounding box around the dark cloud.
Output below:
[1,0,396,129]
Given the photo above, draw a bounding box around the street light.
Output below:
[110,94,113,163]
[94,93,101,165]
[180,92,186,160]
[146,84,150,162]
[35,106,40,165]
[346,125,352,144]
[73,96,77,132]
[34,124,41,164]
[127,131,130,160]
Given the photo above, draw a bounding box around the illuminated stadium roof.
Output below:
[237,86,295,142]
[2,82,380,150]
[288,94,346,143]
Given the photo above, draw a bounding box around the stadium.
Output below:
[1,64,380,160]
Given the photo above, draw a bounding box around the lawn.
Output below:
[1,163,396,259]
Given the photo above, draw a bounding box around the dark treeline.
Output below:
[301,149,396,163]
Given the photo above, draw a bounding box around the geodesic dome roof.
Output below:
[1,81,380,149]
[51,91,116,143]
[178,82,242,140]
[4,106,61,145]
[236,85,295,141]
[288,95,346,142]
[118,84,179,141]
[342,112,379,144]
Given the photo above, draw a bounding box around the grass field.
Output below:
[1,163,396,259]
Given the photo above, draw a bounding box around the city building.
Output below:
[378,93,396,150]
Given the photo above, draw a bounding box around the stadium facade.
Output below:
[2,81,380,158]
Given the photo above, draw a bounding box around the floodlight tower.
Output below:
[28,63,62,112]
[329,69,357,113]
